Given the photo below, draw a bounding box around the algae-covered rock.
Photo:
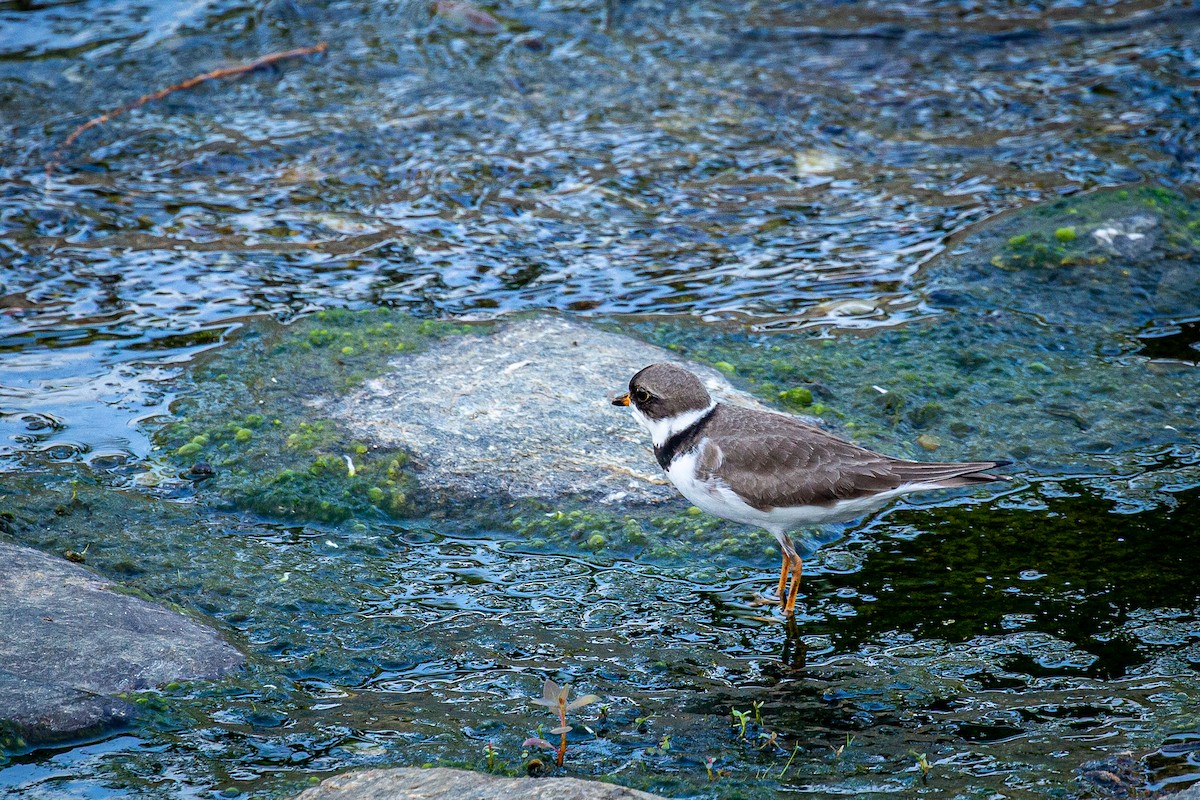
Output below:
[159,188,1198,527]
[0,541,243,749]
[158,310,478,522]
[943,186,1200,329]
[1161,783,1200,800]
[158,309,780,548]
[318,316,764,505]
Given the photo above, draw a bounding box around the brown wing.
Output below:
[695,405,1006,511]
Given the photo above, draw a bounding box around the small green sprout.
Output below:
[779,743,802,779]
[910,750,931,784]
[483,742,496,772]
[752,700,764,725]
[525,679,599,768]
[1055,226,1076,242]
[730,708,750,740]
[64,542,89,563]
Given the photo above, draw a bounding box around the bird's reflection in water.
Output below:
[779,616,808,670]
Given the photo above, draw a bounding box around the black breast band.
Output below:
[653,406,717,470]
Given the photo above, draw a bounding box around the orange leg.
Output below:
[783,555,804,616]
[775,553,789,603]
[751,553,789,607]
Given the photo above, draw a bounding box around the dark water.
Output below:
[1,0,1199,798]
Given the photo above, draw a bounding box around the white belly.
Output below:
[665,448,921,537]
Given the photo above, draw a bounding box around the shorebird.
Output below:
[613,363,1008,616]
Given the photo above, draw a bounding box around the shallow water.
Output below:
[4,0,1199,464]
[2,466,1198,799]
[1,0,1199,798]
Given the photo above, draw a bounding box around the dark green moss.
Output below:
[0,722,25,755]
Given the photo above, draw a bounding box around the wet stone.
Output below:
[0,541,243,748]
[318,316,765,506]
[928,187,1200,330]
[291,767,666,800]
[1091,213,1161,260]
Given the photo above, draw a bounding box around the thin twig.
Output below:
[46,42,328,176]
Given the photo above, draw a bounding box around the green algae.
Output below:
[157,309,479,523]
[0,724,24,756]
[508,500,774,568]
[776,387,813,409]
[670,316,1195,492]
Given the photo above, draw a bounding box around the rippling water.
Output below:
[3,0,1199,461]
[1,0,1198,797]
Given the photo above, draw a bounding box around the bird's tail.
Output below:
[893,460,1011,488]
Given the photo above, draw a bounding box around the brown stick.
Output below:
[46,42,328,176]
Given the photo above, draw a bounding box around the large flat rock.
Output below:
[0,541,243,748]
[292,767,665,800]
[319,316,765,505]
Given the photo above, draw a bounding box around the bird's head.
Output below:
[612,363,713,437]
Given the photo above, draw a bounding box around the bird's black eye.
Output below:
[634,387,652,403]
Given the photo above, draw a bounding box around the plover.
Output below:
[613,363,1008,616]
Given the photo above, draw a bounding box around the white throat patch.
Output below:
[630,401,716,448]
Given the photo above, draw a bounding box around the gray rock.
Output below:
[1154,263,1200,315]
[0,541,243,747]
[319,316,767,506]
[1160,783,1200,800]
[0,671,134,747]
[291,767,665,800]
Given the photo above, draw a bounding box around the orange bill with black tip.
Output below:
[612,393,630,407]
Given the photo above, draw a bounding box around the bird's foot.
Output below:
[748,593,783,607]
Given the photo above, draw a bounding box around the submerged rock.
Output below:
[933,186,1200,328]
[1090,213,1160,260]
[318,316,763,506]
[0,541,243,748]
[292,767,665,800]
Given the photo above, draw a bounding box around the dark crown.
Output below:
[628,363,713,421]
